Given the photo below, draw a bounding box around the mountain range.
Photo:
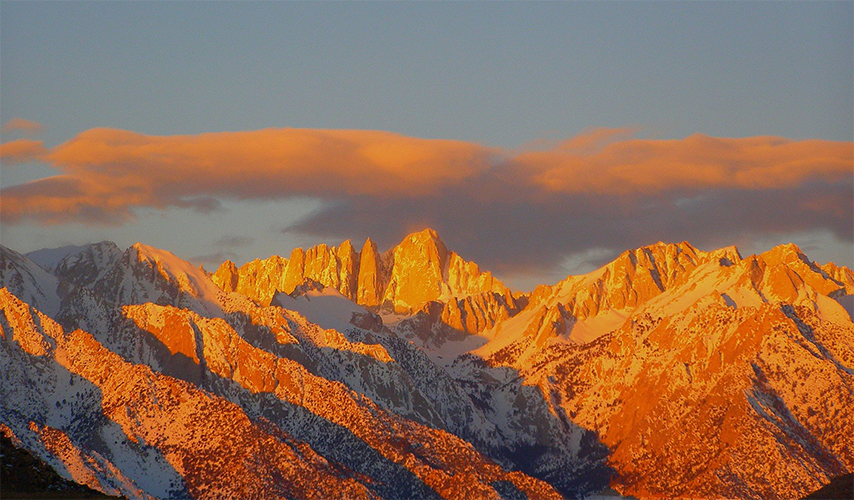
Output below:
[2,229,852,499]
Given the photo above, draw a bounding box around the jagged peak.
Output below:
[612,241,696,260]
[411,227,442,241]
[263,240,356,263]
[393,228,448,261]
[821,261,854,279]
[210,259,240,292]
[129,241,157,257]
[708,245,742,264]
[820,262,854,292]
[215,259,238,274]
[338,238,354,252]
[255,254,289,267]
[213,229,449,277]
[606,241,703,275]
[397,228,445,251]
[27,240,119,254]
[649,240,693,249]
[126,242,180,270]
[1,245,71,318]
[392,228,448,253]
[129,242,200,272]
[778,242,804,253]
[759,243,810,268]
[288,246,305,260]
[641,240,700,257]
[546,240,715,314]
[360,236,379,256]
[0,244,21,258]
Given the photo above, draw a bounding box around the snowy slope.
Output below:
[271,282,369,333]
[0,245,64,316]
[27,241,123,288]
[92,243,237,318]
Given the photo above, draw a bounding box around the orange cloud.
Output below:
[0,127,851,228]
[511,133,854,196]
[47,127,492,197]
[0,139,48,165]
[1,118,44,135]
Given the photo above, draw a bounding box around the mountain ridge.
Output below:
[3,230,852,500]
[211,229,510,313]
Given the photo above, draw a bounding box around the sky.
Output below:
[1,1,852,290]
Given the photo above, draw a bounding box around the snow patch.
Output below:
[271,287,367,333]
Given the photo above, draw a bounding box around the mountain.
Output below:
[27,241,123,290]
[212,229,520,336]
[1,245,66,317]
[456,241,854,498]
[213,229,505,308]
[1,244,563,500]
[2,230,853,500]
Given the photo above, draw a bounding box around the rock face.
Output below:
[1,246,66,317]
[213,241,365,306]
[3,232,853,500]
[214,228,514,325]
[1,289,384,500]
[357,237,385,307]
[382,229,504,313]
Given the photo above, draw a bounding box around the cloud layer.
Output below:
[0,139,47,165]
[1,127,851,273]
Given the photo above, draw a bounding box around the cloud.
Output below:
[2,126,851,274]
[215,235,254,248]
[507,132,852,196]
[0,139,48,165]
[188,251,239,268]
[0,127,492,223]
[1,119,44,136]
[45,127,492,198]
[287,179,853,278]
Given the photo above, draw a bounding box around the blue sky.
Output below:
[1,1,852,289]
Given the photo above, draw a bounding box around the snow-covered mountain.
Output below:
[1,246,68,316]
[26,241,123,289]
[453,241,854,498]
[1,243,563,500]
[2,231,852,499]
